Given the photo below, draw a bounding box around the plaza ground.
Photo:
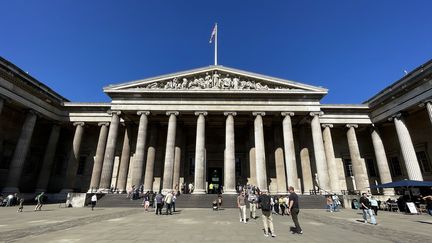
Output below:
[0,204,431,242]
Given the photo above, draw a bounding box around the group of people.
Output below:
[237,186,303,237]
[325,194,342,212]
[0,192,45,212]
[125,188,178,215]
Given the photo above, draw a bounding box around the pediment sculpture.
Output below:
[135,71,291,91]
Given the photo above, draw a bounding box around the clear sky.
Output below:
[1,0,431,104]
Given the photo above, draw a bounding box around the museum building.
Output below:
[0,56,431,196]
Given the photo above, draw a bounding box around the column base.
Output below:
[276,191,288,195]
[162,189,173,194]
[383,188,395,196]
[2,187,19,194]
[87,188,99,193]
[223,189,237,195]
[98,188,111,193]
[192,189,206,194]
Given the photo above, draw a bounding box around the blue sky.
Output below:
[1,0,431,104]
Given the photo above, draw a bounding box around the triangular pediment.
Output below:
[104,66,327,94]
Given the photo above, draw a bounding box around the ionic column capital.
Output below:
[309,111,324,117]
[137,111,150,116]
[73,122,85,127]
[223,111,237,116]
[321,124,333,128]
[98,122,109,127]
[194,111,208,116]
[166,111,179,116]
[346,124,358,129]
[281,112,295,117]
[252,112,265,116]
[108,110,121,116]
[388,112,403,121]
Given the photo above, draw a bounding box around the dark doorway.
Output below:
[208,167,223,194]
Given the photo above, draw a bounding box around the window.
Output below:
[366,158,377,177]
[344,158,353,177]
[77,156,87,175]
[389,156,402,177]
[416,151,431,173]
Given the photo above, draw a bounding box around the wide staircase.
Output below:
[96,193,326,209]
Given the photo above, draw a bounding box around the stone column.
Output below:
[99,111,121,192]
[419,100,432,126]
[35,124,61,193]
[88,123,109,192]
[248,127,257,185]
[193,111,207,194]
[300,148,314,194]
[274,126,287,194]
[391,114,423,180]
[253,112,268,192]
[346,124,369,192]
[61,122,85,193]
[162,111,178,193]
[117,125,132,193]
[131,111,150,187]
[371,126,393,195]
[281,112,298,191]
[2,110,37,193]
[322,124,340,194]
[224,112,237,194]
[144,126,158,192]
[309,112,330,191]
[172,125,182,189]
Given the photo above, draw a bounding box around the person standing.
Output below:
[248,192,258,219]
[259,191,276,237]
[360,193,377,225]
[369,196,379,216]
[422,195,432,216]
[17,198,24,212]
[288,186,302,234]
[326,196,334,212]
[34,192,45,211]
[237,191,247,223]
[90,194,97,211]
[155,192,164,215]
[164,191,173,215]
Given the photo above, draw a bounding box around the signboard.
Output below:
[406,202,418,214]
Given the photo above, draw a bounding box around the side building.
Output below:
[0,56,431,197]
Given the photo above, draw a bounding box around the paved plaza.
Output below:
[0,204,431,243]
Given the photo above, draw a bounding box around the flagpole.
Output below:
[215,23,218,65]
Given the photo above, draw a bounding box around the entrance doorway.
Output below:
[208,167,223,194]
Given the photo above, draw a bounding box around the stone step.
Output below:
[95,193,327,209]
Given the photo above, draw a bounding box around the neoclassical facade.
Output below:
[1,56,431,195]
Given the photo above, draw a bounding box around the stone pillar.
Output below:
[248,127,257,185]
[281,112,298,192]
[370,126,393,195]
[162,111,178,193]
[35,124,61,192]
[172,125,182,189]
[88,123,109,192]
[309,112,330,191]
[116,125,132,193]
[300,148,314,194]
[61,122,85,193]
[391,114,423,181]
[224,112,237,194]
[419,100,432,126]
[274,126,287,194]
[144,126,158,192]
[193,111,207,194]
[131,111,150,188]
[346,124,369,193]
[322,124,340,194]
[2,110,37,193]
[99,111,121,192]
[253,112,268,192]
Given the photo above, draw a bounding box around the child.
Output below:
[17,198,24,212]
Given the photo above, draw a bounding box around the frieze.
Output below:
[135,71,293,91]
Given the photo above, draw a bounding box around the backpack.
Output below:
[260,195,271,211]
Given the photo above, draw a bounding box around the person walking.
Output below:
[369,196,379,216]
[288,186,303,234]
[17,198,24,212]
[34,192,45,211]
[259,191,276,237]
[237,191,247,223]
[248,192,258,219]
[90,194,97,211]
[360,193,377,225]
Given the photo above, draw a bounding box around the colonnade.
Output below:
[1,97,431,194]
